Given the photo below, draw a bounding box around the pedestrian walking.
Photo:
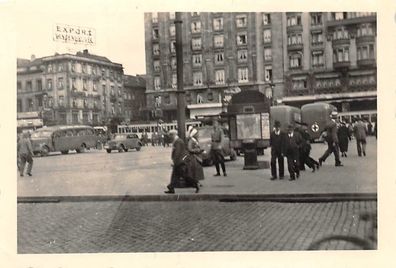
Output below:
[284,124,303,181]
[270,120,285,180]
[17,132,34,177]
[211,120,227,177]
[165,129,199,194]
[298,123,320,172]
[353,118,368,157]
[187,128,205,184]
[318,112,343,167]
[338,121,351,157]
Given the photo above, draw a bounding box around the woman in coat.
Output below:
[337,121,351,157]
[187,128,205,183]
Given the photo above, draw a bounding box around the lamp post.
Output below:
[265,81,275,106]
[175,12,186,140]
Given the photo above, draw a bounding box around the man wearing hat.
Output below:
[270,120,285,180]
[318,111,343,167]
[284,124,303,181]
[165,129,200,194]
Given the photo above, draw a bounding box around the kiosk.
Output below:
[227,90,271,170]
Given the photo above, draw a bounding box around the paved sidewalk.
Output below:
[17,137,377,201]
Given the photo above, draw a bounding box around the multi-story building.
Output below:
[123,74,147,122]
[17,50,125,126]
[282,12,377,121]
[144,12,377,122]
[144,12,284,121]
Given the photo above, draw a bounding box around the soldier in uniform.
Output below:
[165,129,199,194]
[318,112,343,167]
[211,120,227,177]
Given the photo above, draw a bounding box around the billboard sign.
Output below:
[53,23,96,46]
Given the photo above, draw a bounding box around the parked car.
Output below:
[197,126,237,166]
[104,133,142,153]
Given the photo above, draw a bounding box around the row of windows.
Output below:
[152,66,274,90]
[152,30,271,55]
[18,77,123,93]
[330,12,375,21]
[152,13,272,28]
[46,62,122,80]
[153,48,272,72]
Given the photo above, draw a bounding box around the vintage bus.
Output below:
[30,125,98,156]
[117,121,203,140]
[270,105,301,132]
[301,102,337,141]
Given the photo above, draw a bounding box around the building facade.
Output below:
[17,50,126,126]
[144,12,377,122]
[281,12,377,121]
[123,74,147,122]
[144,12,285,121]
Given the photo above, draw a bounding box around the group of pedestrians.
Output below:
[270,112,371,181]
[270,121,319,181]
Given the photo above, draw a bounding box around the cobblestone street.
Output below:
[18,200,377,253]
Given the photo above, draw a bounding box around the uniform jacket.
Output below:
[172,137,188,166]
[211,127,223,150]
[18,137,33,156]
[270,129,285,155]
[325,120,339,143]
[354,121,367,140]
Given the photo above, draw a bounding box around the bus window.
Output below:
[66,130,74,137]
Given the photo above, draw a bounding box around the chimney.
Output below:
[83,49,89,54]
[31,54,36,61]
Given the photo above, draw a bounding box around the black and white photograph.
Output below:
[2,0,396,267]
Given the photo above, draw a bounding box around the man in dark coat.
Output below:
[298,123,319,172]
[353,118,368,157]
[319,112,343,166]
[270,120,285,180]
[284,124,303,181]
[165,130,199,194]
[337,121,351,157]
[18,132,34,177]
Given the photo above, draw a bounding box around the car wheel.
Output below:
[41,145,49,157]
[230,149,237,161]
[61,150,69,155]
[118,145,124,153]
[76,143,86,153]
[106,149,112,153]
[136,146,141,151]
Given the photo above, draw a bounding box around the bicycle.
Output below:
[307,212,377,250]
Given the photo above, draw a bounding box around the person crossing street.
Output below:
[318,112,343,167]
[17,132,34,177]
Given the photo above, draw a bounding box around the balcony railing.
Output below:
[333,61,351,69]
[356,35,375,44]
[332,38,350,46]
[327,15,376,27]
[287,43,303,51]
[357,58,376,67]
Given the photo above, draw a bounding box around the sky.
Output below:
[16,0,146,75]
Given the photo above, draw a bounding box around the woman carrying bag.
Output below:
[187,128,205,185]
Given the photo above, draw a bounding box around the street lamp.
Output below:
[265,82,275,106]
